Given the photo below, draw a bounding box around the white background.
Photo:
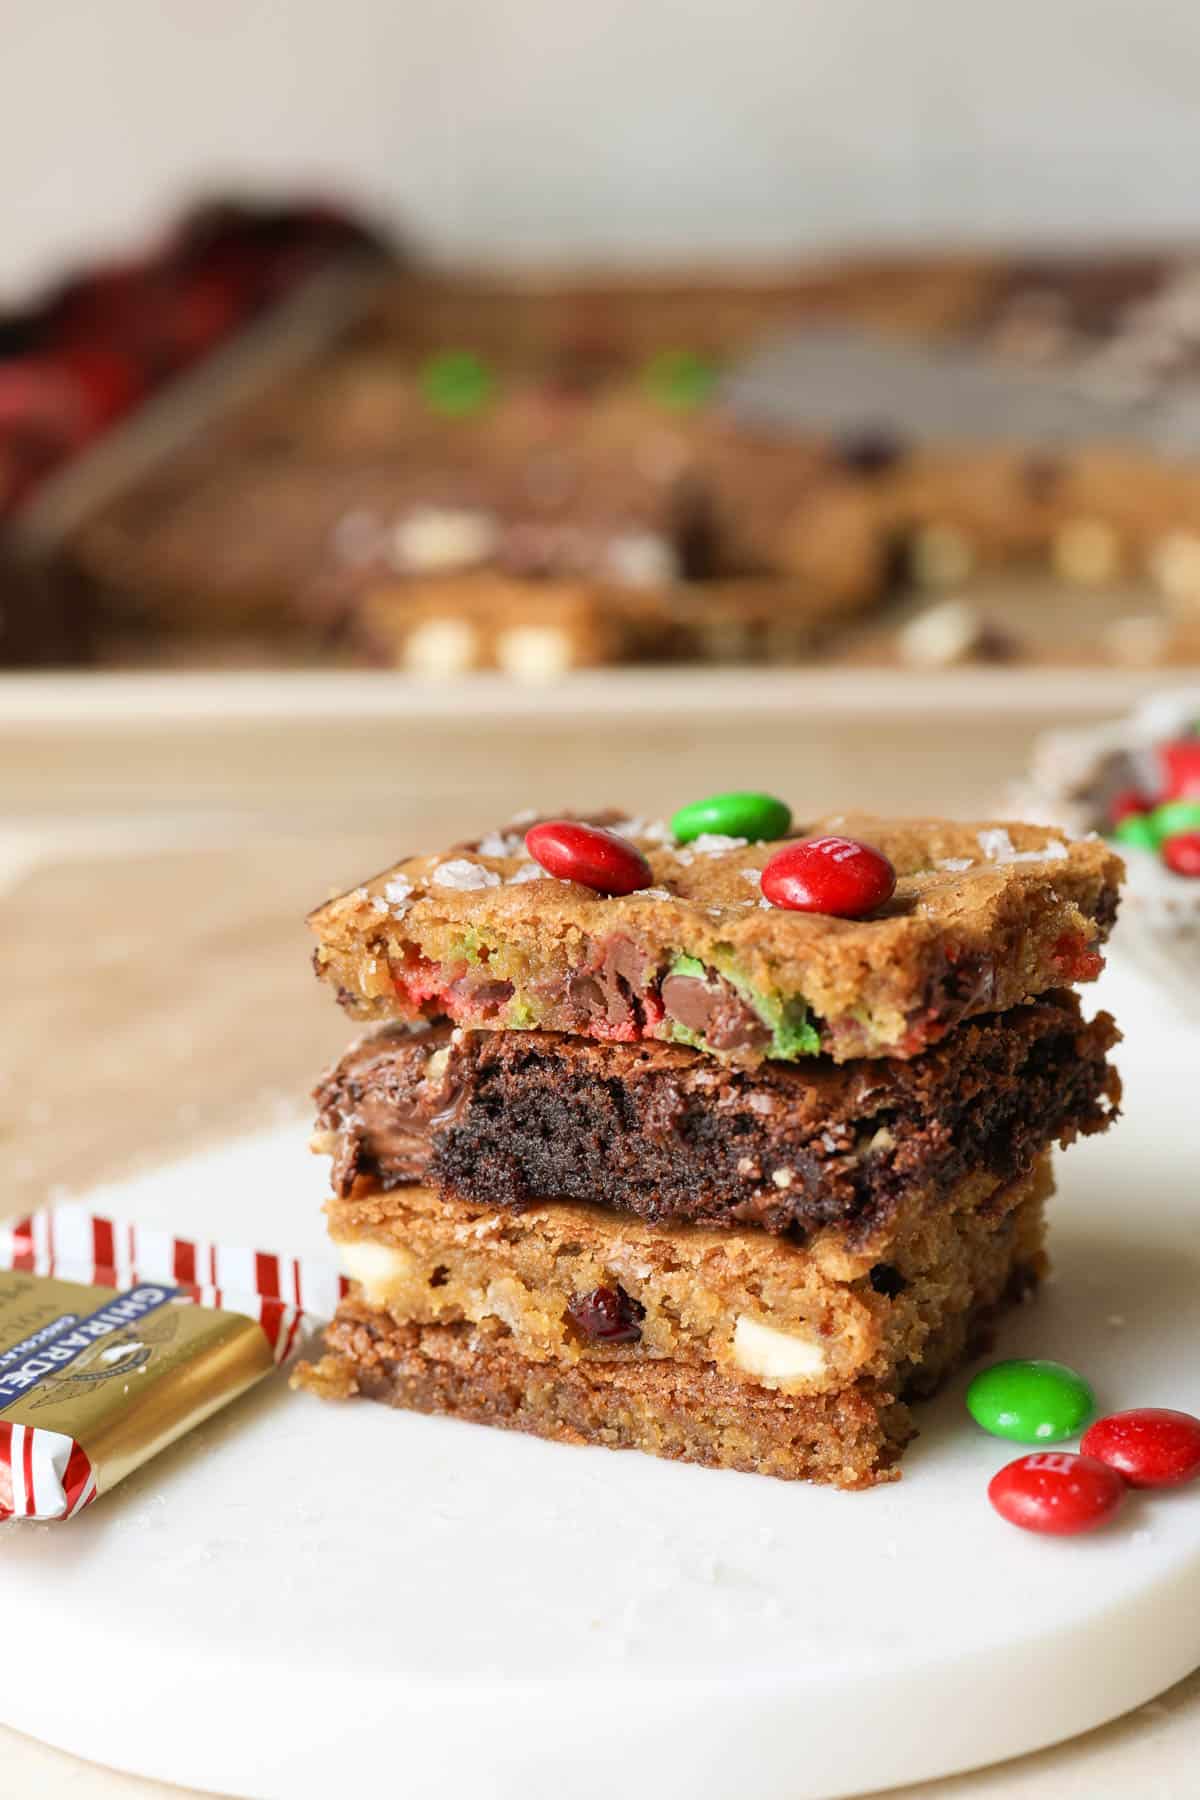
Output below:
[2,0,1199,293]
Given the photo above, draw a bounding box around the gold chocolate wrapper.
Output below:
[0,1209,334,1520]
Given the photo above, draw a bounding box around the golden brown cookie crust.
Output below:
[309,812,1122,1064]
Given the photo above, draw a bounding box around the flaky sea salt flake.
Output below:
[431,859,500,892]
[476,829,525,858]
[977,828,1068,864]
[691,833,748,854]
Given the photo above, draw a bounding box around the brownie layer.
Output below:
[314,993,1118,1241]
[296,1175,1046,1489]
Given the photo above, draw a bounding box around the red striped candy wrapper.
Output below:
[0,1206,347,1522]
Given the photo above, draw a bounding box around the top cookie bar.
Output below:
[309,812,1121,1065]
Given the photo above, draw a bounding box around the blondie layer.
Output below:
[295,1157,1051,1488]
[309,814,1121,1064]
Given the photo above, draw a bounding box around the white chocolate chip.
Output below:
[771,1168,794,1189]
[732,1314,828,1387]
[1052,518,1120,587]
[507,863,549,885]
[403,617,480,677]
[1147,530,1200,608]
[909,524,975,589]
[338,1238,415,1303]
[605,530,679,589]
[898,599,987,668]
[424,1047,451,1081]
[391,506,498,573]
[494,624,574,682]
[383,875,414,914]
[431,859,501,891]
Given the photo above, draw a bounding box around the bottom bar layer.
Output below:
[296,1165,1049,1488]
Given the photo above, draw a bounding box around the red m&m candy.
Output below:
[761,836,896,918]
[1107,787,1151,827]
[1162,832,1200,878]
[525,821,651,896]
[1160,739,1200,802]
[1081,1408,1200,1488]
[988,1451,1126,1535]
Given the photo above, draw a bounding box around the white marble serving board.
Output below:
[1,961,1196,1800]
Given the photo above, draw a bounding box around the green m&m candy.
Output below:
[643,348,717,412]
[1111,812,1160,852]
[1148,799,1200,843]
[421,350,494,417]
[671,791,792,846]
[967,1359,1095,1445]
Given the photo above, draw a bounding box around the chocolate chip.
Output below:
[660,970,770,1053]
[834,431,905,478]
[869,1263,907,1298]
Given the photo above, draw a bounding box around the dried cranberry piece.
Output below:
[567,1284,645,1343]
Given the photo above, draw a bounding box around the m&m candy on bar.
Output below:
[525,821,651,896]
[671,791,792,845]
[761,836,896,918]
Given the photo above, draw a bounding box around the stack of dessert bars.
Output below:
[296,811,1121,1488]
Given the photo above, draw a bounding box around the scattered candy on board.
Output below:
[525,820,652,895]
[988,1452,1127,1536]
[1163,832,1200,877]
[670,791,792,845]
[761,836,897,917]
[1110,744,1200,878]
[967,1359,1095,1445]
[1081,1408,1200,1489]
[970,1358,1200,1533]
